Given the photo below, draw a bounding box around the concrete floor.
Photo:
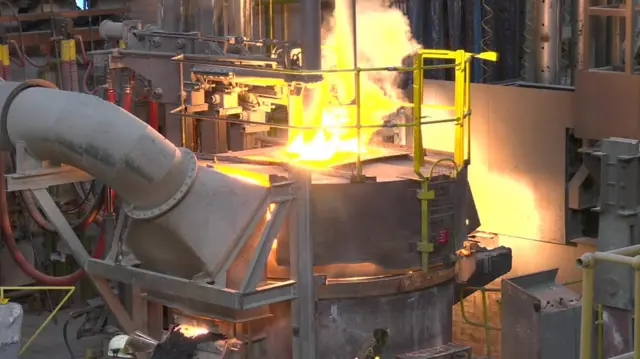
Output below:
[21,308,108,359]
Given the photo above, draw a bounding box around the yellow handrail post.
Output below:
[635,268,640,359]
[355,67,363,180]
[412,51,425,176]
[453,50,466,167]
[464,54,472,164]
[578,255,595,359]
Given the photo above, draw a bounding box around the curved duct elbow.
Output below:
[0,81,269,280]
[0,81,194,217]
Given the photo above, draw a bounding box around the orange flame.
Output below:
[176,324,209,338]
[265,203,279,250]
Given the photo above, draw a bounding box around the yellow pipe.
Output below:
[417,181,434,272]
[481,290,492,358]
[453,50,465,167]
[607,244,640,256]
[597,304,603,359]
[464,55,471,164]
[593,252,636,266]
[580,266,595,359]
[354,68,363,180]
[458,290,501,331]
[635,269,640,359]
[412,52,425,177]
[0,286,76,356]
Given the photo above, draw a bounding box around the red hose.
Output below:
[0,153,105,285]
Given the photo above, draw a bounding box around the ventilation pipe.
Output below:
[0,80,269,280]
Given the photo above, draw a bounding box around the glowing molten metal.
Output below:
[176,324,209,338]
[285,0,420,166]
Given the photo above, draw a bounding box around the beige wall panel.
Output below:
[425,81,573,243]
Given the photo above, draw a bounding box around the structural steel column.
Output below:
[536,0,562,84]
[291,1,321,358]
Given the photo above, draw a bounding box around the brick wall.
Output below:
[453,290,502,359]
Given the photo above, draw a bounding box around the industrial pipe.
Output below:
[99,20,127,41]
[148,99,159,132]
[300,0,322,69]
[0,81,194,215]
[0,80,271,280]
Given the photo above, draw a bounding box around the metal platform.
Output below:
[396,343,472,359]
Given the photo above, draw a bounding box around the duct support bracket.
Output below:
[5,142,93,192]
[85,180,298,321]
[3,133,136,334]
[30,187,136,334]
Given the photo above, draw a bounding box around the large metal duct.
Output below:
[0,81,268,280]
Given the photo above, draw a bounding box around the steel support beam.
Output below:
[288,168,316,359]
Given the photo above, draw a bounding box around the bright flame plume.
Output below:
[285,0,421,165]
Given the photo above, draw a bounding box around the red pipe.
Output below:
[121,85,132,113]
[148,99,159,132]
[0,153,106,285]
[105,88,116,104]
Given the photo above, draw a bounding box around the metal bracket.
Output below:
[213,182,294,288]
[240,201,291,292]
[28,188,136,334]
[5,142,93,191]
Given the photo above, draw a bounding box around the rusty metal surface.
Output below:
[261,281,453,359]
[314,281,453,359]
[207,152,473,273]
[501,269,582,359]
[274,177,462,271]
[575,70,640,140]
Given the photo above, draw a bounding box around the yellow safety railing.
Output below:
[0,286,76,356]
[412,49,497,271]
[458,286,501,358]
[171,48,498,272]
[577,246,640,359]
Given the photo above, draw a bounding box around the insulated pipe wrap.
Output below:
[1,81,193,214]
